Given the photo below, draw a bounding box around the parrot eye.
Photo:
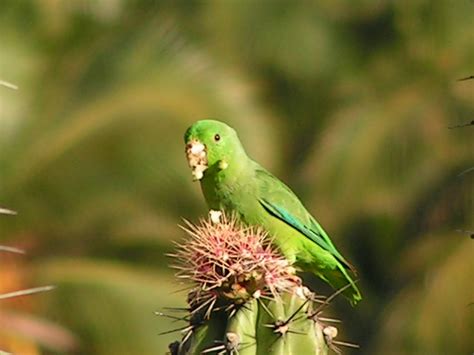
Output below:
[214,134,221,142]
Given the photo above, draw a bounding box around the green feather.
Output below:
[259,198,355,272]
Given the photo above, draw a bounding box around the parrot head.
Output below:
[184,119,246,180]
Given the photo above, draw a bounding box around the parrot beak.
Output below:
[185,139,208,181]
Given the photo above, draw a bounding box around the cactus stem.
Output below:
[262,293,312,334]
[266,332,283,351]
[266,319,306,337]
[281,297,310,325]
[256,297,275,319]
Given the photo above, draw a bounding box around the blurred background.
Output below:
[0,1,472,354]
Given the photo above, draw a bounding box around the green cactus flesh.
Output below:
[172,291,329,355]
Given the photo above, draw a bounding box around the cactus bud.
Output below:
[172,214,300,316]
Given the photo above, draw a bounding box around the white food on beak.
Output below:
[190,142,205,155]
[186,140,208,181]
[209,210,222,224]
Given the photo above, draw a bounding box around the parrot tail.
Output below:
[318,267,362,306]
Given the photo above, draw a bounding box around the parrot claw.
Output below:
[209,210,222,224]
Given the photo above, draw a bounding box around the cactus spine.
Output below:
[168,215,341,354]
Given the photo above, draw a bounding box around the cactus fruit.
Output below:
[167,214,350,354]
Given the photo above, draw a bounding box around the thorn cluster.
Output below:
[171,214,300,317]
[165,213,359,354]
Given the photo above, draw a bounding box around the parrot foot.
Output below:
[209,210,223,224]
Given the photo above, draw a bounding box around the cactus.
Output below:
[166,214,352,355]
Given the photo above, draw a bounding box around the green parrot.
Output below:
[184,119,361,305]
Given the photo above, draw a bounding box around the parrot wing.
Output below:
[255,166,356,274]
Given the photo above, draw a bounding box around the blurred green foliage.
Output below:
[0,1,472,354]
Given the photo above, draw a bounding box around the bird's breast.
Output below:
[201,172,258,217]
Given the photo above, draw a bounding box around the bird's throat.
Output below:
[200,158,252,211]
